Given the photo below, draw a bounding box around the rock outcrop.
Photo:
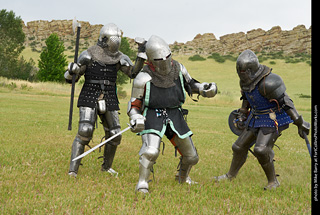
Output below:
[171,25,311,55]
[22,20,311,56]
[23,20,102,51]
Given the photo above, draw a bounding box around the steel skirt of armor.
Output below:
[138,71,192,138]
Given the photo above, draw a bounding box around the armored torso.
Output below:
[139,62,192,139]
[244,80,293,128]
[77,62,120,110]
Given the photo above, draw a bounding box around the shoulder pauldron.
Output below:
[259,73,286,100]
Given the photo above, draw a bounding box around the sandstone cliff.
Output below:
[171,25,311,55]
[23,20,102,52]
[22,20,311,56]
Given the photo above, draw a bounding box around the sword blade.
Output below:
[72,125,131,161]
[303,132,312,158]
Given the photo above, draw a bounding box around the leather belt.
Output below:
[85,79,116,86]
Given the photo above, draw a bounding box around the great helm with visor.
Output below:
[145,35,172,75]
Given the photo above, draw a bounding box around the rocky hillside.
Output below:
[23,20,103,54]
[172,25,311,56]
[22,20,311,56]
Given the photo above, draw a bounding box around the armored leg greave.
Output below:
[68,107,96,176]
[69,136,85,176]
[101,144,118,173]
[171,136,199,184]
[99,110,122,173]
[136,134,161,193]
[254,130,279,189]
[226,152,248,179]
[226,129,256,178]
[136,163,152,194]
[261,162,279,190]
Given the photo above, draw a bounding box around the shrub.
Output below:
[256,51,311,66]
[208,53,225,63]
[188,54,206,61]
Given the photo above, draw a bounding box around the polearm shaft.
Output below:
[68,19,81,131]
[72,125,132,161]
[67,70,76,130]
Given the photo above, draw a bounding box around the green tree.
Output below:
[117,37,137,86]
[120,37,136,61]
[37,33,67,82]
[0,9,35,80]
[10,57,36,81]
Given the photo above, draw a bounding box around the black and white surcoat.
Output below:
[138,60,193,138]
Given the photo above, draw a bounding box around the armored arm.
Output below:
[127,72,151,133]
[120,37,147,79]
[119,54,134,77]
[259,73,310,138]
[239,92,250,119]
[131,54,147,77]
[64,50,91,83]
[180,63,218,98]
[119,54,146,79]
[131,37,147,78]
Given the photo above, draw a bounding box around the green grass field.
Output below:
[0,56,311,214]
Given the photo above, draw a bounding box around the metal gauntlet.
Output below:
[198,82,218,98]
[127,98,145,133]
[286,108,310,138]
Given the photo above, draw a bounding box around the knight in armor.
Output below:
[215,49,310,190]
[65,23,145,177]
[127,35,218,193]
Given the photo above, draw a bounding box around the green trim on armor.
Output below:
[168,120,193,139]
[138,112,193,139]
[144,81,151,107]
[139,71,192,139]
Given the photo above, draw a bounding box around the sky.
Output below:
[1,0,311,44]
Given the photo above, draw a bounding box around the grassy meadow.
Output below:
[0,56,311,214]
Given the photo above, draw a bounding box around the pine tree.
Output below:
[37,33,67,82]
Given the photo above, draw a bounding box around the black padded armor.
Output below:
[77,61,120,110]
